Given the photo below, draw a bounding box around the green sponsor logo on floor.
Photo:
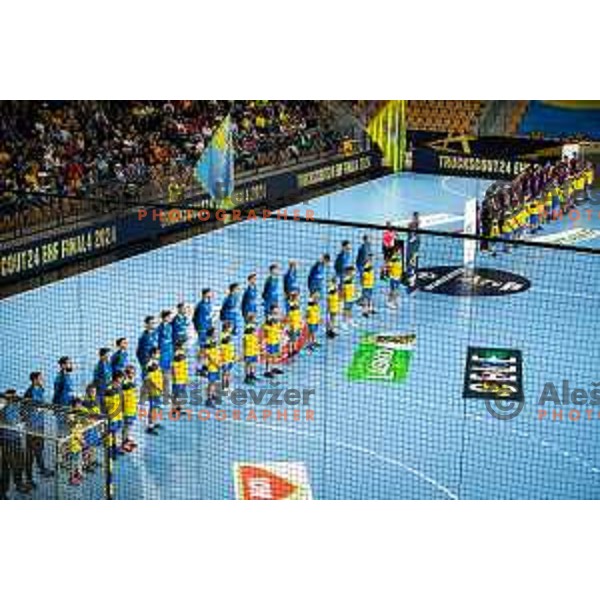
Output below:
[347,332,416,383]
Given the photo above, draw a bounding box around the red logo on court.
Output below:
[233,462,313,500]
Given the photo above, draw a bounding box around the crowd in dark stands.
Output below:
[0,101,341,206]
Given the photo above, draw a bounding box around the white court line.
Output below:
[441,175,490,201]
[239,420,459,500]
[441,176,472,200]
[464,412,600,477]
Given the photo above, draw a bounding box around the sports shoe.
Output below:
[122,440,136,453]
[69,472,83,486]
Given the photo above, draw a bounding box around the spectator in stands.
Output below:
[0,101,342,214]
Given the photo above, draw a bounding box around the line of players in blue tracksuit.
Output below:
[1,230,411,496]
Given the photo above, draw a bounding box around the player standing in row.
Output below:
[387,249,403,309]
[193,289,214,375]
[305,292,321,351]
[334,241,353,286]
[241,274,259,324]
[144,348,164,435]
[204,327,220,408]
[361,254,376,317]
[242,314,260,384]
[220,321,236,393]
[221,283,241,336]
[262,263,281,317]
[263,307,284,379]
[157,310,174,403]
[23,372,54,486]
[172,302,191,347]
[284,260,300,306]
[308,254,330,298]
[111,338,129,372]
[286,290,303,358]
[326,277,340,338]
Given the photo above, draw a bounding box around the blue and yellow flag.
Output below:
[195,115,235,207]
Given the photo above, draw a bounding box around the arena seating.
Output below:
[406,100,484,134]
[0,101,343,236]
[0,101,340,198]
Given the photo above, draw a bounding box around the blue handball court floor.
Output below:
[2,172,600,499]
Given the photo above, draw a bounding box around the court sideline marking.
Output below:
[238,420,460,500]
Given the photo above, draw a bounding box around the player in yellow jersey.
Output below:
[204,328,221,408]
[528,198,539,233]
[489,218,500,255]
[513,204,529,239]
[361,255,375,318]
[585,163,594,200]
[565,178,575,211]
[576,171,587,203]
[171,341,189,413]
[66,410,85,486]
[305,291,321,351]
[243,314,260,384]
[83,383,100,415]
[544,190,553,224]
[388,250,403,309]
[78,384,102,470]
[220,322,236,393]
[263,309,283,379]
[342,266,356,327]
[103,371,125,456]
[326,277,340,339]
[145,357,164,434]
[286,291,303,358]
[122,365,138,452]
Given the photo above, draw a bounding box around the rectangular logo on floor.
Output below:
[233,462,313,500]
[463,347,523,401]
[347,333,415,384]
